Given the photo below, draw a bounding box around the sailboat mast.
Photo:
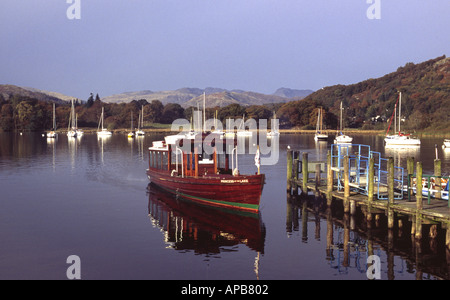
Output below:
[340,102,343,132]
[321,108,324,131]
[399,92,402,133]
[394,103,397,134]
[53,103,56,130]
[137,109,141,131]
[319,108,322,131]
[203,92,206,133]
[141,109,143,129]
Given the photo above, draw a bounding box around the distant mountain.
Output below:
[0,84,69,104]
[1,84,311,109]
[102,87,292,108]
[273,88,314,99]
[101,88,202,105]
[183,91,288,108]
[22,87,75,103]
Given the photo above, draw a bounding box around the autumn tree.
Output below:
[161,103,185,124]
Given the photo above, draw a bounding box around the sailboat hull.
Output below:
[334,134,353,144]
[314,134,328,141]
[97,130,112,136]
[47,132,57,138]
[384,135,420,147]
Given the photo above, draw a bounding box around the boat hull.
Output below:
[146,169,265,213]
[314,134,328,141]
[47,131,57,138]
[334,134,353,144]
[443,139,450,148]
[236,131,253,137]
[384,135,420,147]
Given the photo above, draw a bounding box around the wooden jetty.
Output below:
[286,148,450,253]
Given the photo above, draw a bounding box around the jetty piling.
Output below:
[287,146,450,253]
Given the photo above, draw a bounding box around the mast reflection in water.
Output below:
[146,183,266,276]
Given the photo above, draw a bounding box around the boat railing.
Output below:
[330,144,406,200]
[331,144,371,194]
[231,146,239,176]
[175,147,184,178]
[374,154,405,200]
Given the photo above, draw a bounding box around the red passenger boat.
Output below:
[146,132,265,213]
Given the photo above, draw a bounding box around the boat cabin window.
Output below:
[149,150,168,171]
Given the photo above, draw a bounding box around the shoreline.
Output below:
[4,128,450,138]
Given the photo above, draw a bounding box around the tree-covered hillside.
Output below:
[278,55,450,131]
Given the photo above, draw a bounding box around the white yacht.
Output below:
[314,107,328,141]
[97,107,112,136]
[384,92,420,148]
[334,102,353,144]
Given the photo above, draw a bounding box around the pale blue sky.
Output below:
[1,0,449,100]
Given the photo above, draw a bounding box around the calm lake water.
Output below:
[0,132,449,280]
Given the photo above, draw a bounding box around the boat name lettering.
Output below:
[221,179,249,184]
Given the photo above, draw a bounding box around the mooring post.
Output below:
[302,152,308,193]
[416,162,423,211]
[315,163,321,191]
[368,156,374,203]
[293,155,299,195]
[287,149,293,193]
[327,150,333,204]
[344,155,350,213]
[446,224,450,252]
[434,159,442,199]
[388,157,394,205]
[387,157,395,230]
[326,209,333,259]
[407,157,415,201]
[415,161,423,240]
[366,156,375,224]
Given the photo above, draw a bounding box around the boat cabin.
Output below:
[148,132,238,178]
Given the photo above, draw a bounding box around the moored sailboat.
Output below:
[67,99,77,138]
[97,107,112,136]
[224,118,236,138]
[236,114,253,137]
[136,107,145,136]
[384,92,420,148]
[314,107,328,141]
[127,111,135,138]
[334,101,352,144]
[267,111,279,137]
[47,103,58,139]
[211,110,224,138]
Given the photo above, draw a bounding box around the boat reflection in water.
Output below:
[146,183,266,259]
